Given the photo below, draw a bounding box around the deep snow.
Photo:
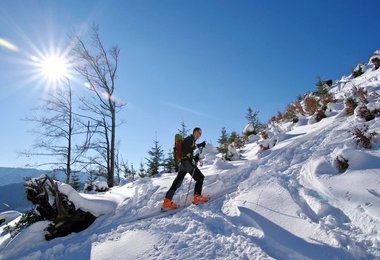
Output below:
[1,56,380,259]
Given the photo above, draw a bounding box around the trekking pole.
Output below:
[184,167,196,205]
[184,146,203,206]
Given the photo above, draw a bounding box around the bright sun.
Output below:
[41,56,67,80]
[36,54,71,85]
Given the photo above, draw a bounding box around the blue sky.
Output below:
[0,0,379,170]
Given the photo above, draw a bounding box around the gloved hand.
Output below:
[194,154,200,162]
[197,141,206,148]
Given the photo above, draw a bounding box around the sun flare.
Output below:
[24,46,76,94]
[37,54,70,83]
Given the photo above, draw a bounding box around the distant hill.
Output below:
[0,182,31,212]
[0,167,89,212]
[0,167,48,187]
[0,167,48,212]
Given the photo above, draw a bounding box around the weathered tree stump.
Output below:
[24,175,96,240]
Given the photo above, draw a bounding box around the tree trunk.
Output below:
[66,86,73,184]
[109,106,116,187]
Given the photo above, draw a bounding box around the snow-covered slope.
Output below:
[1,55,380,259]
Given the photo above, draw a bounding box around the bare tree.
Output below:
[71,26,125,187]
[21,82,90,184]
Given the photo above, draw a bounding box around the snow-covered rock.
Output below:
[243,123,254,134]
[0,211,21,226]
[199,142,218,165]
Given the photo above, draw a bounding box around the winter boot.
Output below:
[193,194,209,204]
[162,198,178,210]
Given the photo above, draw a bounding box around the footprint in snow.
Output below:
[345,191,351,201]
[367,189,380,199]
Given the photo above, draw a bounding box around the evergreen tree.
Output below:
[146,137,164,176]
[178,121,190,137]
[245,106,266,135]
[229,131,244,149]
[87,170,98,186]
[70,172,81,191]
[229,131,238,144]
[130,163,136,181]
[217,127,230,160]
[138,161,146,178]
[164,151,176,173]
[122,161,131,180]
[245,106,260,134]
[315,76,329,97]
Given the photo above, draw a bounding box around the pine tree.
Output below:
[245,106,266,135]
[315,76,329,96]
[84,169,98,192]
[164,151,176,173]
[217,127,230,160]
[146,137,164,176]
[229,131,244,149]
[178,121,190,137]
[122,162,131,180]
[245,106,260,134]
[138,161,146,178]
[130,163,136,181]
[70,172,81,191]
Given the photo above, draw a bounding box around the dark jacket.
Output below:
[181,134,196,160]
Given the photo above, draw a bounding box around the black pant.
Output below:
[165,160,204,200]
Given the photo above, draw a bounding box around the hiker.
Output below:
[162,127,207,209]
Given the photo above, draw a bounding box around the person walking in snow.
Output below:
[162,127,208,209]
